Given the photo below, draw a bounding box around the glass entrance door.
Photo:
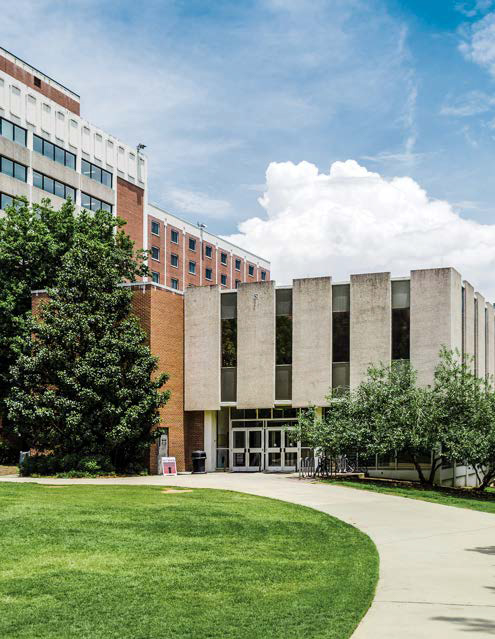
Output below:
[231,429,264,471]
[265,428,298,472]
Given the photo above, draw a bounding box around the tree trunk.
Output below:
[412,453,428,486]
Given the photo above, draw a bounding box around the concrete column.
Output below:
[184,285,221,410]
[476,292,486,379]
[292,277,332,407]
[411,268,462,386]
[350,272,391,388]
[463,281,475,372]
[203,410,217,472]
[237,281,275,409]
[485,302,494,384]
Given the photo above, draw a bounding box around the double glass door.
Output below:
[230,426,298,472]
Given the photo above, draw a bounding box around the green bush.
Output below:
[20,454,114,477]
[0,439,19,465]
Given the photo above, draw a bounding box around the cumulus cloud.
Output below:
[224,160,495,299]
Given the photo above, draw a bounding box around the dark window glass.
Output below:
[0,193,13,209]
[65,152,76,170]
[392,308,410,360]
[332,362,349,395]
[152,271,160,284]
[101,169,112,187]
[33,134,43,154]
[151,246,160,260]
[171,254,178,267]
[189,238,196,251]
[14,125,26,146]
[205,245,212,258]
[205,268,212,280]
[43,141,54,160]
[54,180,65,198]
[261,271,266,281]
[54,146,65,165]
[82,159,91,177]
[14,163,26,182]
[235,259,241,270]
[275,365,292,400]
[81,192,91,209]
[1,118,13,141]
[151,220,160,235]
[0,118,26,146]
[81,193,112,213]
[333,312,350,362]
[66,186,75,201]
[221,274,227,286]
[189,261,196,274]
[101,201,112,213]
[235,279,240,288]
[44,176,54,194]
[221,252,227,265]
[1,157,13,177]
[276,315,292,364]
[171,229,179,243]
[171,278,178,290]
[92,165,102,182]
[33,171,43,189]
[248,264,254,276]
[222,318,237,367]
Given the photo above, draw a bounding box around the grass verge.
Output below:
[325,479,495,515]
[0,484,378,639]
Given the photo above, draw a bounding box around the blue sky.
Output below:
[4,0,495,291]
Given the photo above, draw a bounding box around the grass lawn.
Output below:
[0,484,378,639]
[326,479,495,515]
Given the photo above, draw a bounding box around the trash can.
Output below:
[192,450,207,474]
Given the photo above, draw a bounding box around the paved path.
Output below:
[2,473,495,638]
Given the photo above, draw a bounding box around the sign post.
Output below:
[161,456,177,476]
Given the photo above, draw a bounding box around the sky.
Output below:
[3,0,495,294]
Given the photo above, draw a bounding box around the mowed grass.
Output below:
[328,480,495,515]
[0,484,378,639]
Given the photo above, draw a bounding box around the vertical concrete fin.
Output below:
[485,302,494,385]
[292,277,332,407]
[411,267,462,386]
[237,281,275,409]
[350,272,391,389]
[476,292,486,379]
[463,281,475,371]
[184,285,221,410]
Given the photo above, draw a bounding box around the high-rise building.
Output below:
[0,46,270,290]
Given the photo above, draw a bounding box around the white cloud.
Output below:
[440,90,495,116]
[224,159,495,298]
[165,188,232,219]
[455,0,493,17]
[460,12,495,76]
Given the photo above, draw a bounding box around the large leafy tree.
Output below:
[7,208,168,472]
[0,198,77,425]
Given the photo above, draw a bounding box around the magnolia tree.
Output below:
[7,209,169,473]
[297,351,495,489]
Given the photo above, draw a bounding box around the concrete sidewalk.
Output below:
[2,472,495,638]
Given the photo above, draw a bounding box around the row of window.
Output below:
[33,134,76,170]
[150,244,261,277]
[0,192,13,209]
[0,116,27,146]
[1,118,114,187]
[0,156,27,182]
[81,192,113,213]
[81,159,113,188]
[33,171,76,201]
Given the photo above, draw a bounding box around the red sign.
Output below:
[162,456,177,476]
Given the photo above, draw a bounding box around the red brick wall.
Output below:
[132,285,186,472]
[185,232,200,288]
[0,53,80,115]
[148,215,165,284]
[184,411,205,470]
[218,249,231,288]
[167,225,182,290]
[117,177,145,254]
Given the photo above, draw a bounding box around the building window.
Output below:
[189,237,196,251]
[205,245,212,258]
[33,170,76,201]
[0,192,13,210]
[189,261,196,275]
[171,253,179,268]
[81,158,112,188]
[151,271,160,284]
[205,267,212,281]
[221,293,237,402]
[81,192,112,213]
[276,288,293,401]
[332,284,350,395]
[235,258,241,271]
[221,274,227,287]
[261,271,266,281]
[33,134,76,170]
[171,278,179,290]
[221,252,227,265]
[0,117,27,147]
[235,279,240,288]
[0,156,27,182]
[171,229,179,244]
[151,220,160,235]
[151,246,160,261]
[248,264,254,277]
[392,280,410,360]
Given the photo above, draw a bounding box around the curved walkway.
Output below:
[2,473,495,638]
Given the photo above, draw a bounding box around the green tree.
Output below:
[433,348,495,491]
[0,198,77,425]
[6,209,168,472]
